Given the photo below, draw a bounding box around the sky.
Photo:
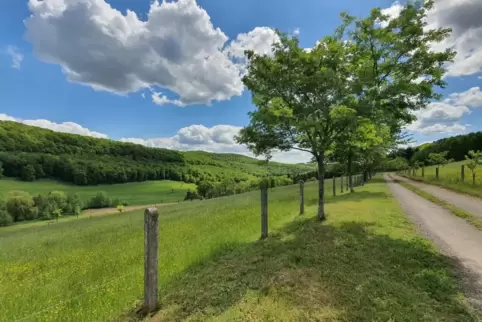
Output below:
[1,0,482,163]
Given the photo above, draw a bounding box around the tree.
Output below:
[116,204,125,213]
[237,33,355,221]
[465,150,482,185]
[53,208,62,222]
[65,193,83,217]
[6,191,38,221]
[47,191,68,211]
[428,151,451,169]
[21,164,36,181]
[0,161,4,178]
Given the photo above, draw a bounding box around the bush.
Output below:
[20,165,36,181]
[0,198,12,226]
[47,191,68,211]
[89,192,112,209]
[65,193,83,217]
[6,191,38,221]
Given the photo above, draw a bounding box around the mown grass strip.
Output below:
[393,177,482,231]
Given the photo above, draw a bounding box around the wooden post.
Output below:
[144,208,159,313]
[422,167,424,177]
[341,176,344,193]
[332,176,336,196]
[261,184,268,239]
[461,165,465,183]
[436,167,439,180]
[299,180,304,215]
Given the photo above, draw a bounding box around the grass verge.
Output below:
[393,177,482,231]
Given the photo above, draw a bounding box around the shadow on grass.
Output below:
[127,216,477,321]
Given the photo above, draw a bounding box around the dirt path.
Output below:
[82,202,176,216]
[392,174,482,219]
[385,174,482,311]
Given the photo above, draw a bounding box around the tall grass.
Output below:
[0,180,332,321]
[401,161,482,198]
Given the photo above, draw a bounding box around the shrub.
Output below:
[47,191,68,211]
[6,191,38,221]
[0,198,12,226]
[116,205,125,213]
[20,165,36,181]
[89,192,112,209]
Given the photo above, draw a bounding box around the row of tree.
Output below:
[0,190,128,226]
[236,1,454,220]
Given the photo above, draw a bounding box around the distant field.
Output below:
[401,160,482,198]
[0,178,475,322]
[0,178,196,205]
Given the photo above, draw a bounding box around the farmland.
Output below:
[0,178,476,321]
[0,177,195,206]
[401,160,482,198]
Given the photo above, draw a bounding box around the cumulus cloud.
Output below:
[224,26,280,59]
[4,46,23,69]
[25,0,280,106]
[0,114,108,138]
[382,0,482,77]
[121,124,311,163]
[406,87,482,134]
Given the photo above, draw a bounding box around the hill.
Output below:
[0,121,314,187]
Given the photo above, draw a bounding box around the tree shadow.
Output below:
[135,217,477,321]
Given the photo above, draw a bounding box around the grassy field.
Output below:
[0,178,477,322]
[401,160,482,198]
[0,178,195,206]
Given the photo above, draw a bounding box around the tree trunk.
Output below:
[348,153,354,193]
[473,174,476,185]
[317,155,326,221]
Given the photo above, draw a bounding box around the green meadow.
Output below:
[0,178,477,321]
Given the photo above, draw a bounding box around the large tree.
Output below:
[237,1,454,220]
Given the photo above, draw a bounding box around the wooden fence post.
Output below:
[332,176,336,196]
[461,165,465,183]
[299,180,304,215]
[341,176,344,193]
[261,184,268,238]
[422,167,424,177]
[144,208,159,313]
[436,167,439,180]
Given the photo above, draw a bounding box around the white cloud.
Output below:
[151,91,185,107]
[25,0,246,106]
[4,46,24,69]
[406,87,482,134]
[293,28,300,36]
[121,124,311,163]
[380,1,403,27]
[224,26,279,59]
[0,114,108,138]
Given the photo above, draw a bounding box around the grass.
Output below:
[0,178,477,321]
[401,160,482,198]
[391,177,482,231]
[0,177,195,206]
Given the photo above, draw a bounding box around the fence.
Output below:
[13,172,372,320]
[399,164,480,185]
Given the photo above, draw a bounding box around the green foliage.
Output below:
[6,191,38,222]
[428,152,452,168]
[65,193,83,217]
[20,164,36,181]
[88,192,112,209]
[0,198,12,226]
[0,161,4,178]
[465,150,482,185]
[116,204,125,213]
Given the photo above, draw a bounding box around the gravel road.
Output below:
[385,175,482,311]
[392,174,482,219]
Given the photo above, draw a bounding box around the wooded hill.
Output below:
[0,121,314,186]
[393,131,482,164]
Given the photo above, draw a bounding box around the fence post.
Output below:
[422,167,424,177]
[332,176,336,196]
[436,167,439,180]
[346,175,349,190]
[299,180,304,215]
[261,184,268,239]
[341,176,344,193]
[144,208,159,313]
[461,165,465,183]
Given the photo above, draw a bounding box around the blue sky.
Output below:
[1,0,482,163]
